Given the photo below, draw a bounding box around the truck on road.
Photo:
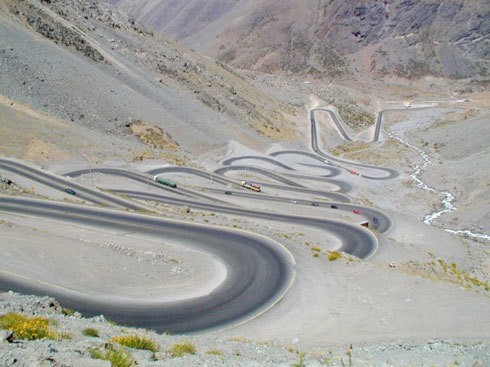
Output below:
[241,181,261,192]
[154,176,177,188]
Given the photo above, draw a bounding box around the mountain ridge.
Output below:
[108,0,489,79]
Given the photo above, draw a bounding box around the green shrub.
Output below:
[0,313,57,340]
[328,251,342,261]
[109,334,159,352]
[91,345,134,367]
[169,341,196,357]
[82,328,99,337]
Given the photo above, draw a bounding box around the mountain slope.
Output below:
[108,0,489,79]
[0,0,298,165]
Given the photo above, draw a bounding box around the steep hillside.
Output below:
[0,0,298,165]
[108,0,489,79]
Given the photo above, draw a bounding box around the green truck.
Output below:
[154,175,177,188]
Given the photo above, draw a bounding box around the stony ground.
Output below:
[1,292,489,367]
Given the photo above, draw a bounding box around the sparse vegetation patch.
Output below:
[331,141,370,156]
[82,327,99,337]
[91,344,134,367]
[128,120,180,151]
[169,340,197,357]
[400,256,489,293]
[0,313,57,341]
[109,334,159,352]
[327,251,342,261]
[206,349,224,356]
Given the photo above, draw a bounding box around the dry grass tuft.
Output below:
[0,313,57,340]
[169,340,197,357]
[327,251,342,261]
[91,345,134,367]
[109,334,159,352]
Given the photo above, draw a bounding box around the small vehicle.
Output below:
[241,181,261,192]
[65,188,76,195]
[289,199,297,204]
[224,191,232,195]
[330,205,338,209]
[373,217,379,224]
[353,209,361,215]
[311,202,320,207]
[349,170,358,175]
[154,176,177,188]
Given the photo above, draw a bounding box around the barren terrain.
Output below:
[0,0,488,366]
[109,0,489,79]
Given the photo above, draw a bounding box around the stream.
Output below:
[388,132,490,242]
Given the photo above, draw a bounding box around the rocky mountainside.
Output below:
[0,0,298,165]
[107,0,489,79]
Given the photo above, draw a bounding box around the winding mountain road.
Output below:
[308,108,399,179]
[0,106,399,332]
[0,157,383,333]
[0,195,294,333]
